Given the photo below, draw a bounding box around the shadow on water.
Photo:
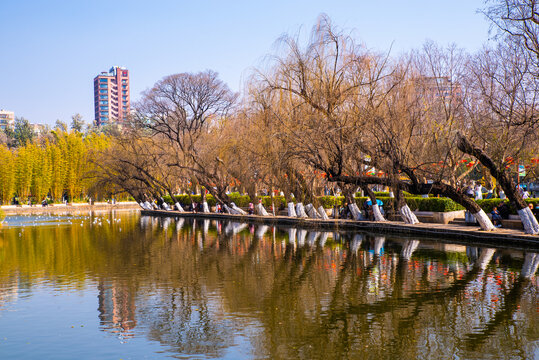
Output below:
[0,212,537,359]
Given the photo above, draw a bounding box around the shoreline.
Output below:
[141,209,539,249]
[1,202,140,215]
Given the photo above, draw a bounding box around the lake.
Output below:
[0,210,537,359]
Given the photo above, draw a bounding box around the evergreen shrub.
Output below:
[163,193,537,214]
[476,198,539,215]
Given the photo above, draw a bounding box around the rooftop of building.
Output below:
[94,66,129,79]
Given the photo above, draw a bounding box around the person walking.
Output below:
[474,184,483,200]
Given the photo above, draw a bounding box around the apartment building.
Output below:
[0,110,15,131]
[94,66,130,126]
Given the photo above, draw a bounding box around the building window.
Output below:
[100,84,107,88]
[99,101,108,105]
[99,90,107,94]
[122,101,127,106]
[122,80,127,84]
[99,78,108,83]
[122,85,127,89]
[100,95,107,100]
[122,90,127,95]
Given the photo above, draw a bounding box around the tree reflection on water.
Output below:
[0,212,537,359]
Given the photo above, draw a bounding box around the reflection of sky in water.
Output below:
[2,214,87,228]
[2,213,123,229]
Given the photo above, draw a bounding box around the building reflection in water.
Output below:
[97,280,137,338]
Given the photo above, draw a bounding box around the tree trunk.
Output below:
[348,203,365,220]
[328,173,496,229]
[295,202,308,218]
[457,133,538,234]
[362,185,386,221]
[317,206,330,220]
[270,184,276,216]
[202,201,210,213]
[255,203,270,216]
[396,188,419,224]
[287,202,297,217]
[305,203,320,219]
[518,207,539,234]
[231,203,246,215]
[436,183,496,231]
[175,202,184,212]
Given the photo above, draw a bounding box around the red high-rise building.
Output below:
[94,66,130,126]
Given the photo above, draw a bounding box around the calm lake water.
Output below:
[0,210,537,359]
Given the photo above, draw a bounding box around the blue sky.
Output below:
[0,0,491,126]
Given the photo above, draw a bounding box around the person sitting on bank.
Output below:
[529,203,539,219]
[364,198,384,220]
[340,202,351,219]
[491,206,503,227]
[497,202,510,220]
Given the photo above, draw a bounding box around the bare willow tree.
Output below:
[252,15,398,220]
[326,42,501,230]
[253,16,501,227]
[135,70,238,210]
[458,40,539,233]
[92,130,186,207]
[402,42,497,230]
[242,87,321,206]
[485,0,539,69]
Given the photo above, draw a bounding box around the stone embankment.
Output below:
[1,202,140,215]
[141,209,539,249]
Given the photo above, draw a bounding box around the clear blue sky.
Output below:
[0,0,491,126]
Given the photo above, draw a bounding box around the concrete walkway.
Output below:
[1,202,140,215]
[141,209,539,249]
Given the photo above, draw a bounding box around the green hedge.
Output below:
[316,195,464,212]
[164,193,538,213]
[318,196,345,208]
[354,191,391,197]
[404,197,464,212]
[477,198,539,215]
[260,196,288,209]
